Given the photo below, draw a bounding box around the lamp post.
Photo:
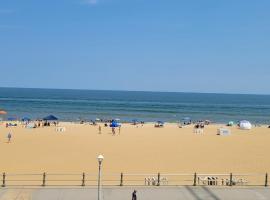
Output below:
[97,155,104,200]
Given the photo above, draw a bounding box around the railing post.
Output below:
[120,173,123,186]
[230,173,233,186]
[82,173,85,187]
[42,172,46,187]
[157,173,160,186]
[193,173,197,186]
[2,173,6,187]
[265,173,268,187]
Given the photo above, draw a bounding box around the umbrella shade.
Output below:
[110,121,120,127]
[7,117,17,121]
[22,117,31,121]
[0,110,7,115]
[43,115,58,121]
[182,117,191,121]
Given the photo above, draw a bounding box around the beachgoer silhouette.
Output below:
[7,133,12,143]
[132,190,137,200]
[98,125,101,134]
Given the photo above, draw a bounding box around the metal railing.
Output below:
[1,172,268,187]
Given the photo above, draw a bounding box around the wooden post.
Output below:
[193,173,197,186]
[42,172,46,187]
[120,173,123,186]
[230,173,233,186]
[82,173,85,187]
[157,173,160,186]
[265,173,268,187]
[2,173,6,187]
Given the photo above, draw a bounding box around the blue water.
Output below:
[0,87,270,123]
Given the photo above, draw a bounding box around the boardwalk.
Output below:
[0,187,269,200]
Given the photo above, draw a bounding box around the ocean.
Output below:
[0,87,270,124]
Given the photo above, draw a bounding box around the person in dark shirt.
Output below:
[132,190,137,200]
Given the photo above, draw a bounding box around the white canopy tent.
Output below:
[239,120,252,130]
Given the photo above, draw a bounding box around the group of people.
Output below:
[98,125,121,136]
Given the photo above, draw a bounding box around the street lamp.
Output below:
[97,155,104,200]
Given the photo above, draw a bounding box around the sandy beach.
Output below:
[0,122,269,175]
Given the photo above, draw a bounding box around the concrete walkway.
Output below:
[0,187,269,200]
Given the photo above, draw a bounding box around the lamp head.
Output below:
[97,155,104,164]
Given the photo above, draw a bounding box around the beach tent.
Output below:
[239,120,252,130]
[227,121,234,126]
[43,115,58,121]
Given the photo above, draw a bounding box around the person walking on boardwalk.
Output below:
[7,132,12,143]
[132,190,137,200]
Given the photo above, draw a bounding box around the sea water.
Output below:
[0,87,270,123]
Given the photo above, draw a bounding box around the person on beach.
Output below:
[132,190,137,200]
[7,132,12,143]
[112,127,115,135]
[118,126,121,134]
[98,125,102,134]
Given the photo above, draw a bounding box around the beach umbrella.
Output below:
[157,121,164,124]
[22,117,31,121]
[0,110,7,115]
[7,117,17,121]
[110,120,120,127]
[182,117,191,121]
[43,115,58,121]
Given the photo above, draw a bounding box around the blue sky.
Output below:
[0,0,270,94]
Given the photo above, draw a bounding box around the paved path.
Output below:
[0,187,269,200]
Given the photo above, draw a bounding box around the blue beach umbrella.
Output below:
[110,120,120,127]
[43,115,58,121]
[7,117,17,121]
[22,117,31,121]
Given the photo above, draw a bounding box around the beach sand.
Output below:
[0,122,269,175]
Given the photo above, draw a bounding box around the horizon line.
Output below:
[0,86,270,96]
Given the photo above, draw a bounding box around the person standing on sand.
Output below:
[7,132,12,143]
[132,190,137,200]
[118,126,121,134]
[98,125,102,134]
[112,127,115,135]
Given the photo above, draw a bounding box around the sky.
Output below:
[0,0,270,94]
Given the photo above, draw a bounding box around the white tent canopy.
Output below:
[239,120,252,130]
